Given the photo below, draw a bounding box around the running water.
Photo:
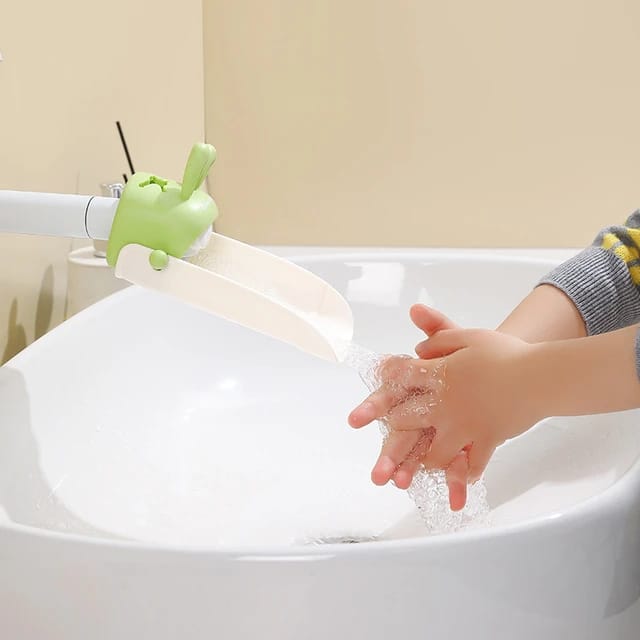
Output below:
[341,342,490,535]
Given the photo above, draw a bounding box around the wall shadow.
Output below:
[2,264,57,364]
[2,299,27,363]
[34,265,54,340]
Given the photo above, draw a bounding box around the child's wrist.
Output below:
[515,342,556,426]
[522,336,607,418]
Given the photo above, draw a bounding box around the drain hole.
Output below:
[303,535,378,545]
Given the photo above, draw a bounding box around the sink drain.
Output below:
[303,535,378,545]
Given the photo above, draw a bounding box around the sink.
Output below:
[1,249,638,639]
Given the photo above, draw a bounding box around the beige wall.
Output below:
[0,0,205,361]
[203,1,640,247]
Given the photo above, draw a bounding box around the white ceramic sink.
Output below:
[1,249,639,639]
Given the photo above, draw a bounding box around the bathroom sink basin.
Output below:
[1,249,639,639]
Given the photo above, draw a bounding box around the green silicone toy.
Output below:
[106,143,219,268]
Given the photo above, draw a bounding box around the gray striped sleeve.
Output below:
[539,246,640,335]
[539,210,640,379]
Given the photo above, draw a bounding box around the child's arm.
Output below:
[528,323,640,417]
[497,284,587,342]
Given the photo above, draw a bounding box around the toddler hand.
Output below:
[350,304,469,509]
[349,306,539,510]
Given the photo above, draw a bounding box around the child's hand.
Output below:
[349,310,540,510]
[349,303,470,509]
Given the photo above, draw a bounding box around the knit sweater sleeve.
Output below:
[540,210,640,335]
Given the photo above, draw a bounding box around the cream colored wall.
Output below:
[0,0,204,362]
[203,1,640,247]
